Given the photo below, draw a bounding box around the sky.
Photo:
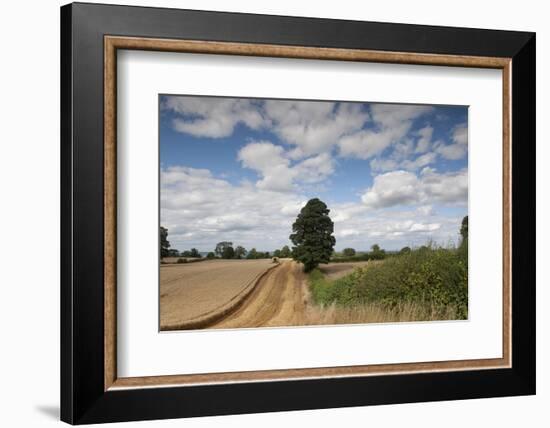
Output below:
[160,95,468,253]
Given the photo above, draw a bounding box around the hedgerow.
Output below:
[309,244,468,319]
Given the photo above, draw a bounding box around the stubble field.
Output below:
[160,259,275,330]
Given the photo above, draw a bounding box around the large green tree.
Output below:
[246,248,258,259]
[160,226,170,258]
[167,249,179,257]
[215,241,233,258]
[342,248,356,257]
[279,245,291,258]
[234,246,247,259]
[290,198,336,272]
[189,248,201,258]
[222,246,235,259]
[369,243,386,260]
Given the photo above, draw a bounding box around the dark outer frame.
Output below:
[61,2,535,424]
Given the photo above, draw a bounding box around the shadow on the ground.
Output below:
[35,405,59,420]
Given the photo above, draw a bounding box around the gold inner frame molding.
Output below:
[104,35,512,391]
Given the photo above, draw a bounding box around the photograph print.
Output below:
[159,95,469,331]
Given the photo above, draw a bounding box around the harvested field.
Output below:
[161,258,449,331]
[318,261,374,280]
[160,259,275,330]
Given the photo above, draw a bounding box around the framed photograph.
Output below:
[61,2,535,424]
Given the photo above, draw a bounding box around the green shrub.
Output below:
[330,247,388,263]
[177,258,188,264]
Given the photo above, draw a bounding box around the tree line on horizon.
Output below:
[161,199,467,272]
[160,229,293,260]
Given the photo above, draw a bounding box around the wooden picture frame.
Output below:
[61,2,535,424]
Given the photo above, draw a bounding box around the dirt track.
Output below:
[209,261,306,329]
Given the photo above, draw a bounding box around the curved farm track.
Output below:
[209,261,306,329]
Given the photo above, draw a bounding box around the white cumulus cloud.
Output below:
[237,141,334,192]
[163,96,268,138]
[338,104,433,160]
[434,122,468,160]
[361,168,468,209]
[264,100,369,158]
[452,123,468,145]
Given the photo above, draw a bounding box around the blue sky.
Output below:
[160,95,468,253]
